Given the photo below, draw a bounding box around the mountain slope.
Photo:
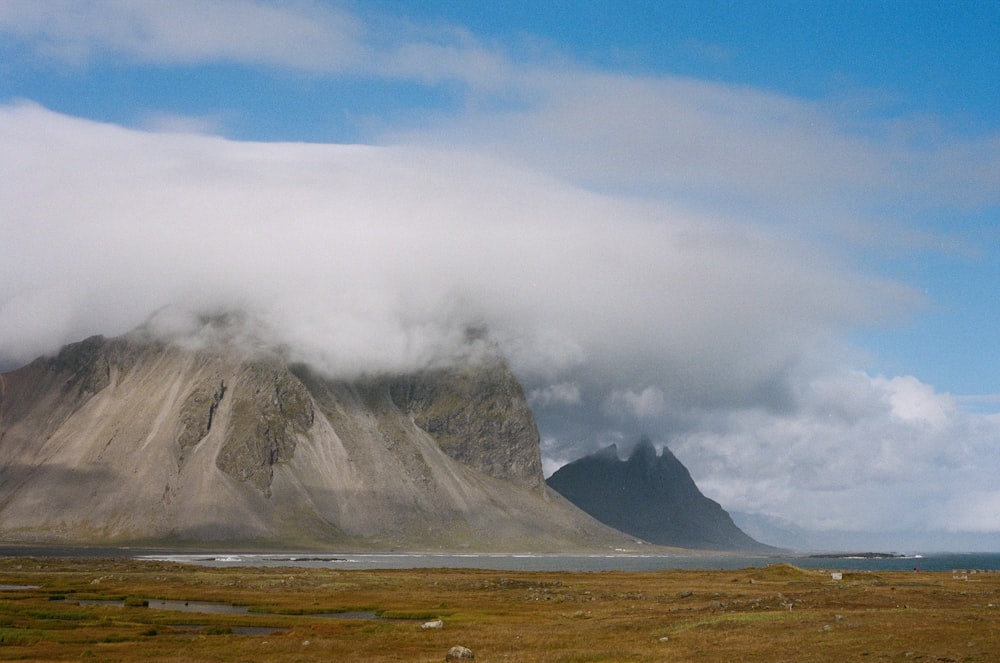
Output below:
[0,328,633,551]
[547,440,776,552]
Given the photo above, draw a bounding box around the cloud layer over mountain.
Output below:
[3,102,995,547]
[2,1,998,548]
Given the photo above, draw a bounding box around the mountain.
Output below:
[0,322,635,551]
[546,439,777,552]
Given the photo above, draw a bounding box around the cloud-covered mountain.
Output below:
[1,90,998,548]
[547,439,776,552]
[0,318,634,550]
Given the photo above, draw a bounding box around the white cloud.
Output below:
[1,104,903,387]
[374,24,515,89]
[5,1,994,225]
[605,387,667,420]
[140,111,228,135]
[0,0,515,87]
[528,382,582,408]
[877,374,957,426]
[928,491,1000,533]
[3,1,996,227]
[671,370,1000,534]
[398,69,1000,236]
[0,0,364,70]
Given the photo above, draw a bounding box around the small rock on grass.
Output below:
[446,645,474,660]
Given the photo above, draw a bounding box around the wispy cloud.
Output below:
[605,387,667,420]
[0,0,513,86]
[400,69,1000,223]
[529,383,582,408]
[4,1,995,221]
[139,110,227,135]
[0,0,364,69]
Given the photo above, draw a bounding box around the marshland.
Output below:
[1,556,998,662]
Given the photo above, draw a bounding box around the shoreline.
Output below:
[3,544,999,572]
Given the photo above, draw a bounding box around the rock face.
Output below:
[546,439,775,552]
[0,328,631,550]
[385,360,543,491]
[216,363,313,496]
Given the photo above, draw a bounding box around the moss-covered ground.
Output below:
[1,557,997,661]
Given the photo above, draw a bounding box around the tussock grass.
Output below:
[743,562,822,581]
[376,609,451,620]
[0,558,998,661]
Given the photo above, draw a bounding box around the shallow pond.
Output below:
[147,599,250,614]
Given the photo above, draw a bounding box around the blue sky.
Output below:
[7,2,998,136]
[1,1,998,549]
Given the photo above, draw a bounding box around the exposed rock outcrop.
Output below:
[175,377,226,455]
[217,363,313,495]
[384,357,544,491]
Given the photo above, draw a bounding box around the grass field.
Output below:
[1,556,998,662]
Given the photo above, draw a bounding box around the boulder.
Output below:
[446,645,474,661]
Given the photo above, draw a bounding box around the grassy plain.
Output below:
[0,556,998,662]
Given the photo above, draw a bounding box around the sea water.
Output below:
[3,546,999,572]
[136,551,1000,573]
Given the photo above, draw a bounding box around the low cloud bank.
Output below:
[2,104,998,544]
[2,103,900,385]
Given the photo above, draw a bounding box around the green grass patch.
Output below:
[0,626,44,645]
[673,610,805,633]
[25,607,91,621]
[248,604,376,615]
[377,609,453,620]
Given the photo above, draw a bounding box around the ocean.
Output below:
[141,551,1000,572]
[3,546,999,572]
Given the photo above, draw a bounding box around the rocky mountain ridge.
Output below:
[547,439,777,552]
[0,327,632,551]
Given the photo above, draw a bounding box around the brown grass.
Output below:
[0,557,997,662]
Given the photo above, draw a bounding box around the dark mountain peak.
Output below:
[658,445,681,463]
[594,443,620,460]
[547,438,776,552]
[627,437,658,466]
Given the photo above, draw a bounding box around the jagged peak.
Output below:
[547,436,775,552]
[627,436,658,465]
[47,334,107,365]
[657,445,681,464]
[593,443,620,460]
